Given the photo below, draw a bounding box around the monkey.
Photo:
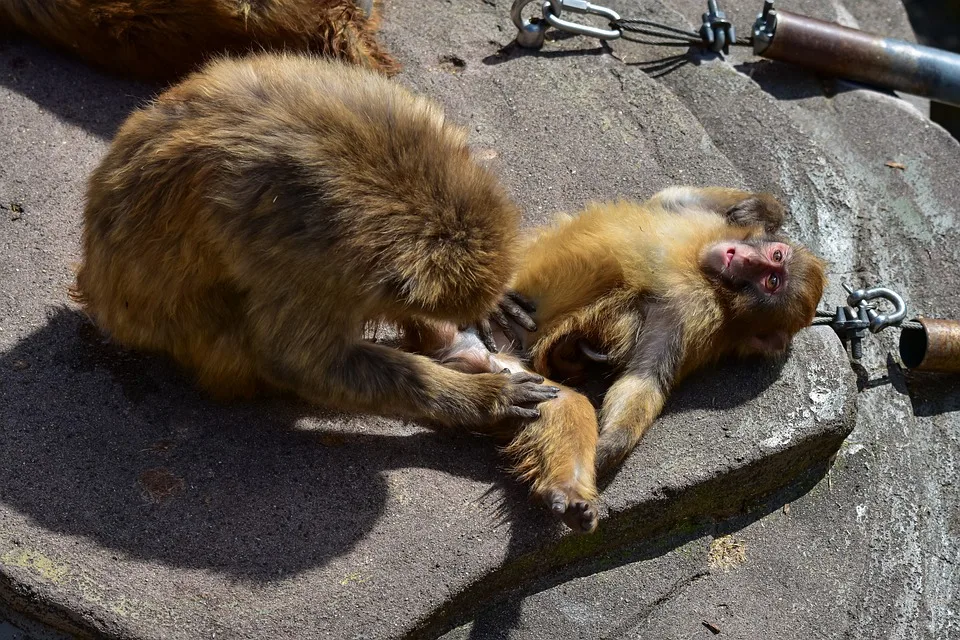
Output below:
[70,53,562,443]
[483,186,828,475]
[401,319,599,533]
[0,0,398,82]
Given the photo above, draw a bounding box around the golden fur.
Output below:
[0,0,398,80]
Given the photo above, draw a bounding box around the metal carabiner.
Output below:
[542,0,622,42]
[845,286,907,333]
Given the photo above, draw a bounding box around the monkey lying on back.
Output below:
[0,0,398,81]
[420,188,826,529]
[490,187,828,475]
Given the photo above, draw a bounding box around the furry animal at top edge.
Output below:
[0,0,399,81]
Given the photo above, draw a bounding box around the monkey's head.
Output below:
[701,237,827,356]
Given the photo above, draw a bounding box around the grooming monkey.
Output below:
[72,54,561,440]
[487,187,828,474]
[0,0,398,81]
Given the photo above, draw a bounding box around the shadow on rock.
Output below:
[483,38,703,80]
[0,308,540,581]
[0,38,159,140]
[436,456,834,640]
[481,39,609,67]
[734,59,868,102]
[903,369,960,417]
[448,352,790,639]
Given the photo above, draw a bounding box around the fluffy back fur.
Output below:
[0,0,398,80]
[72,53,519,397]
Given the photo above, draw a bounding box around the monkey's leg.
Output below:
[595,373,667,474]
[403,319,599,533]
[648,186,784,233]
[502,387,599,533]
[595,306,680,474]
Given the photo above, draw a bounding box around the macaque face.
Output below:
[702,240,793,296]
[701,238,824,355]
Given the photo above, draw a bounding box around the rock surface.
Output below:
[1,0,957,638]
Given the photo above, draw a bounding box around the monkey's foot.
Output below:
[544,485,598,534]
[595,428,635,478]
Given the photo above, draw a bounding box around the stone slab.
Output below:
[4,0,954,637]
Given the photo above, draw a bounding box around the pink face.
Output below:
[704,241,792,293]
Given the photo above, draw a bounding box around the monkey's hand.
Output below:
[477,291,538,352]
[491,370,560,421]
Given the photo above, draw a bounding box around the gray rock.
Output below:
[1,0,956,638]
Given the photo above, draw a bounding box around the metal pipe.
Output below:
[898,318,960,373]
[753,4,960,108]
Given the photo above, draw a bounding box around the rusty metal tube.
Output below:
[898,318,960,373]
[753,6,960,108]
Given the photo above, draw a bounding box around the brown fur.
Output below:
[401,319,598,533]
[71,53,559,430]
[0,0,398,81]
[510,187,828,472]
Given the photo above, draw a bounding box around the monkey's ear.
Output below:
[724,195,785,234]
[746,331,791,354]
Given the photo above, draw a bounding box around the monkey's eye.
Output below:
[765,273,781,291]
[772,249,783,262]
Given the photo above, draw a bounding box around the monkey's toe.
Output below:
[545,488,598,534]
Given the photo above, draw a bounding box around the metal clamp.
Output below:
[752,1,777,53]
[700,0,736,54]
[819,284,908,360]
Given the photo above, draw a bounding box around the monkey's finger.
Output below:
[503,406,541,421]
[510,383,561,405]
[500,297,537,332]
[477,319,497,352]
[508,371,545,385]
[491,309,520,345]
[506,291,537,313]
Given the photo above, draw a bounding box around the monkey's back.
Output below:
[0,0,397,80]
[75,54,520,395]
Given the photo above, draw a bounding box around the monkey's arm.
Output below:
[648,186,784,234]
[595,306,682,473]
[248,298,558,430]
